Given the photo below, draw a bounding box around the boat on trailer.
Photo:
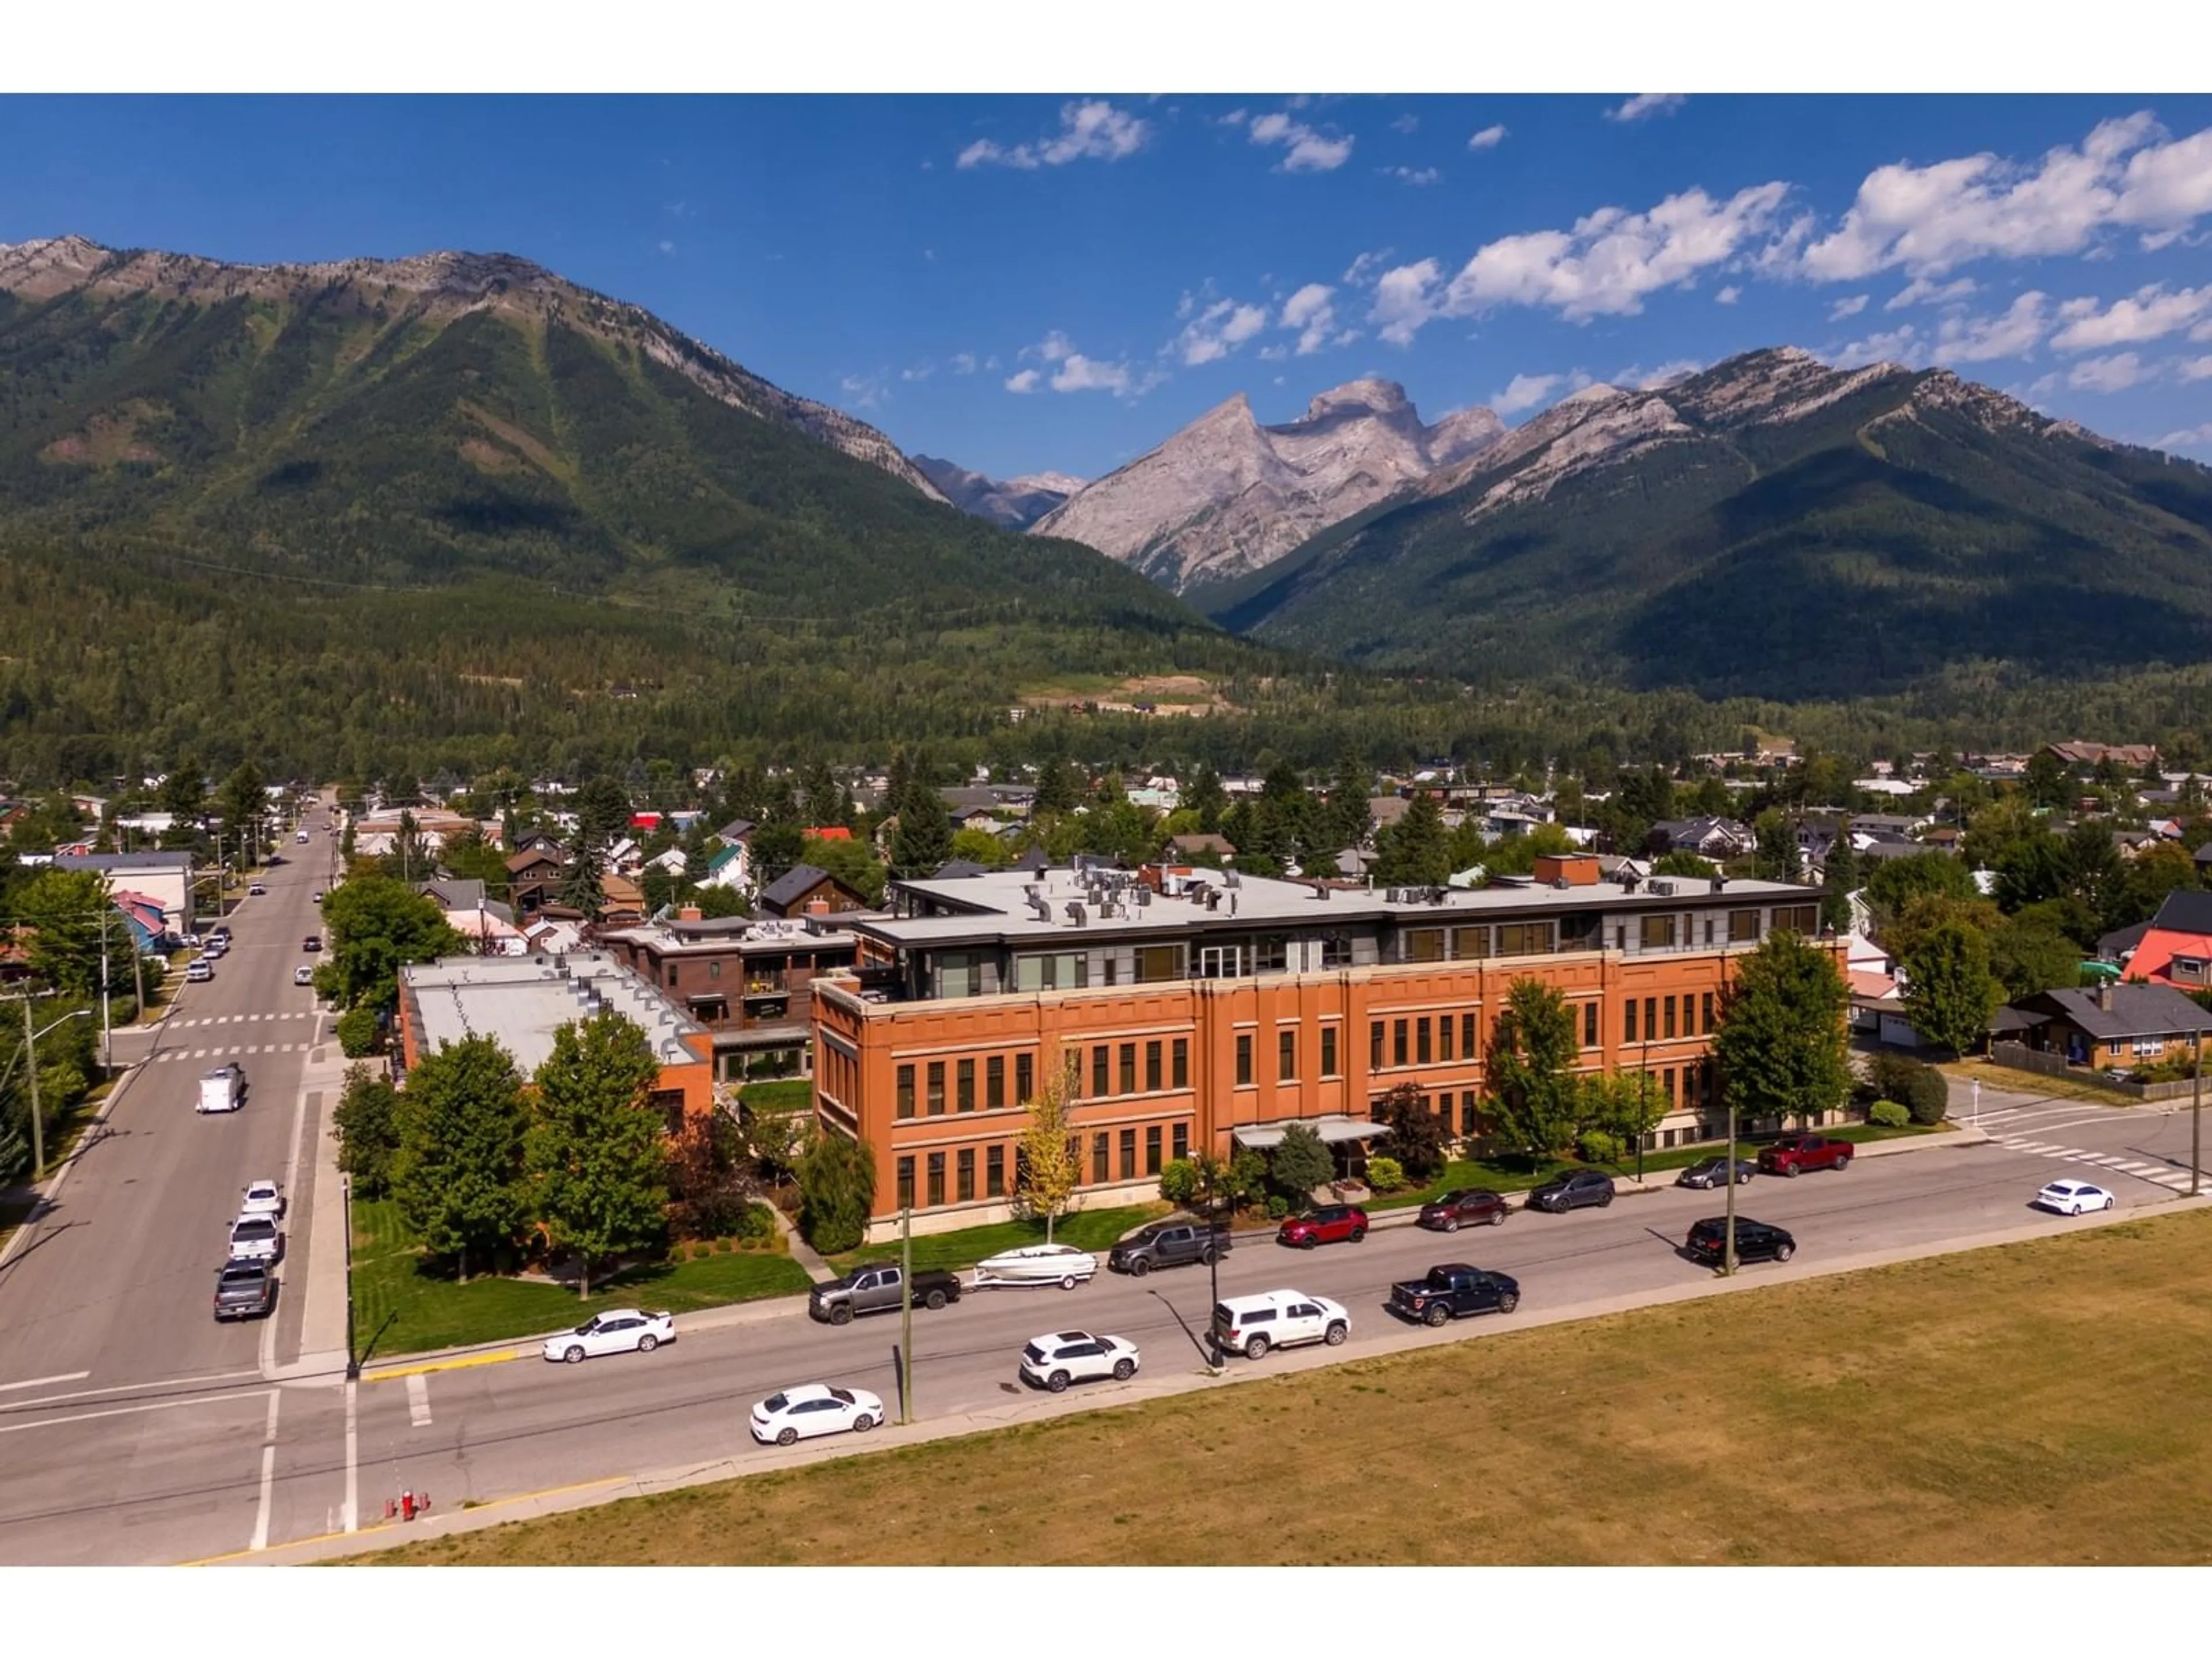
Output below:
[971,1242,1099,1290]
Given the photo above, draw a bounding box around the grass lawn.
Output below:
[358,1206,2212,1566]
[1937,1057,2140,1108]
[737,1079,813,1114]
[826,1203,1166,1275]
[350,1198,813,1362]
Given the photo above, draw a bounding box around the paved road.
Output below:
[0,802,342,1562]
[2,1033,2203,1562]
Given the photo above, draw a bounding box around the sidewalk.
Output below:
[274,1019,355,1383]
[768,1202,839,1283]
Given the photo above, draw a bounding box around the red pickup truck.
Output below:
[1758,1134,1854,1177]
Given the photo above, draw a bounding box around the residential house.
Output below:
[2044,741,2159,772]
[599,872,648,926]
[52,851,196,934]
[2097,919,2153,968]
[1648,817,1756,861]
[1168,832,1237,861]
[417,877,524,955]
[109,889,171,950]
[2113,890,2212,988]
[1995,982,2210,1071]
[700,842,751,893]
[759,863,871,919]
[1849,813,1929,842]
[351,808,478,857]
[505,846,568,916]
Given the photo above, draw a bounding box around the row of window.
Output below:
[893,1038,1201,1118]
[893,1122,1193,1209]
[897,1051,1038,1118]
[1232,1025,1344,1087]
[1624,991,1717,1046]
[1392,1059,1718,1140]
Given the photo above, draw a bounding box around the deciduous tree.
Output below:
[318,876,465,1010]
[1901,919,2001,1058]
[1484,977,1583,1158]
[1269,1122,1335,1203]
[1374,1081,1449,1180]
[1013,1055,1083,1242]
[393,1033,529,1282]
[527,1009,670,1297]
[1713,931,1852,1129]
[333,1062,401,1198]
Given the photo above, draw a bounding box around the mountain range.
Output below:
[911,455,1084,531]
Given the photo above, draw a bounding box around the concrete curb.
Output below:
[221,1183,2212,1567]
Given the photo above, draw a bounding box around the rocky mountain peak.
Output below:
[1296,377,1414,423]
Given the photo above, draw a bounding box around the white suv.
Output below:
[1210,1289,1350,1361]
[1018,1330,1141,1392]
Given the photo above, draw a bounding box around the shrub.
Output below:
[690,1243,712,1260]
[1364,1155,1406,1193]
[1157,1157,1200,1205]
[796,1131,877,1255]
[1868,1099,1911,1128]
[336,1006,378,1058]
[1577,1128,1624,1166]
[1374,1082,1449,1180]
[734,1199,778,1242]
[1901,1063,1949,1126]
[332,1062,402,1198]
[1266,1194,1290,1220]
[714,1236,733,1253]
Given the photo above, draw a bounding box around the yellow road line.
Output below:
[363,1346,531,1383]
[183,1475,630,1565]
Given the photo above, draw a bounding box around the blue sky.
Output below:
[2,94,2209,482]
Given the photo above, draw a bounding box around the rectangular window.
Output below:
[1440,1014,1456,1062]
[1119,1128,1137,1181]
[1013,952,1086,991]
[1370,1021,1385,1070]
[957,1058,976,1112]
[1453,925,1490,960]
[1664,1068,1677,1105]
[895,1156,914,1211]
[1146,1040,1162,1093]
[1197,944,1244,979]
[1626,999,1639,1044]
[1495,921,1556,957]
[926,1152,945,1209]
[1644,997,1657,1042]
[1092,1132,1109,1184]
[938,953,980,998]
[1462,1012,1476,1057]
[1641,913,1678,950]
[1584,1001,1599,1048]
[1321,1025,1340,1078]
[1172,1038,1189,1089]
[1406,928,1448,963]
[1016,1052,1034,1103]
[986,1144,1005,1198]
[1703,916,1715,945]
[927,1061,945,1116]
[1460,1091,1479,1137]
[1119,1043,1137,1096]
[1136,945,1183,983]
[896,1064,915,1120]
[956,1148,975,1203]
[1145,1126,1162,1175]
[1702,992,1715,1034]
[1321,935,1353,969]
[1254,935,1289,973]
[1729,909,1763,944]
[1172,1122,1188,1162]
[986,1054,1005,1111]
[1236,1033,1253,1086]
[1416,1017,1433,1066]
[1092,1046,1110,1099]
[1279,1028,1297,1082]
[1664,997,1677,1040]
[1394,1019,1409,1067]
[1772,904,1821,935]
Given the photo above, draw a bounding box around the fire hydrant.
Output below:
[400,1489,416,1522]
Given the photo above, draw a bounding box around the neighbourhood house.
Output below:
[2115,890,2212,988]
[394,952,713,1128]
[417,878,523,955]
[1997,982,2211,1070]
[1647,817,1755,860]
[2044,741,2159,771]
[351,808,477,857]
[51,851,196,934]
[808,856,1835,1241]
[505,847,567,915]
[759,863,869,920]
[599,906,861,1081]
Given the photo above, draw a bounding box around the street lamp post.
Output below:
[343,1174,360,1381]
[2193,1028,2203,1200]
[10,996,92,1184]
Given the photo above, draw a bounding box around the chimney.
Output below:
[805,897,832,916]
[2098,979,2114,1014]
[679,905,702,923]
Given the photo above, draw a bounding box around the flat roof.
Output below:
[596,915,864,956]
[858,866,1818,951]
[402,950,704,1073]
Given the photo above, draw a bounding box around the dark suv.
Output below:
[1417,1188,1508,1232]
[1528,1169,1615,1213]
[1685,1216,1796,1266]
[1108,1219,1233,1276]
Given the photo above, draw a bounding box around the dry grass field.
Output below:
[357,1209,2212,1566]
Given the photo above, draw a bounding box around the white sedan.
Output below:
[540,1308,676,1363]
[239,1179,285,1220]
[750,1383,884,1445]
[1018,1330,1141,1393]
[2036,1179,2117,1216]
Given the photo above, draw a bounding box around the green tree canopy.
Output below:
[1372,790,1450,886]
[1485,976,1583,1158]
[1901,919,2001,1057]
[318,876,466,1011]
[527,1008,671,1297]
[1866,850,1979,922]
[1714,930,1852,1128]
[394,1033,530,1281]
[1270,1122,1336,1203]
[797,1128,878,1255]
[15,868,132,999]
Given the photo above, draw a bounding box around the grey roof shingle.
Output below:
[2150,889,2212,935]
[2024,983,2209,1039]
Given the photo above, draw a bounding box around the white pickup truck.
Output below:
[197,1064,246,1115]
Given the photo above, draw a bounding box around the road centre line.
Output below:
[0,1372,90,1393]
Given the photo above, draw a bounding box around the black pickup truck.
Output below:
[1388,1263,1521,1326]
[808,1263,964,1326]
[1107,1219,1234,1276]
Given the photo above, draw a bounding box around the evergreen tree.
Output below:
[217,760,267,865]
[1183,763,1229,835]
[889,772,953,878]
[527,1009,670,1298]
[1484,977,1583,1158]
[393,1033,529,1282]
[1373,790,1450,886]
[1901,919,2001,1058]
[556,843,605,916]
[1751,808,1803,882]
[1269,1122,1335,1205]
[1819,838,1859,934]
[1032,756,1082,817]
[1713,931,1853,1129]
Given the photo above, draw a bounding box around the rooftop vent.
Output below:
[1648,879,1677,897]
[1065,902,1087,927]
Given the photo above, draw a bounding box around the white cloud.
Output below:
[656,239,676,255]
[1829,294,1869,320]
[1381,165,1441,186]
[2158,423,2212,451]
[1391,113,1419,135]
[839,372,889,410]
[2176,355,2212,382]
[1371,181,1788,337]
[2049,283,2212,352]
[1342,248,1393,286]
[1249,109,1355,173]
[1467,124,1508,151]
[1715,285,1741,305]
[2067,351,2147,392]
[1279,282,1341,355]
[1217,108,1248,127]
[1801,113,2212,283]
[1004,369,1041,393]
[1028,330,1076,363]
[1833,324,1927,370]
[1051,353,1134,394]
[1174,298,1271,366]
[1607,94,1686,123]
[1009,331,1156,396]
[899,363,933,382]
[1257,344,1288,362]
[951,352,978,375]
[1929,292,2052,363]
[1887,275,1978,310]
[956,100,1149,171]
[1492,373,1565,415]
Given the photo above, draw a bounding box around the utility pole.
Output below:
[2194,1027,2203,1199]
[344,1175,360,1380]
[97,909,113,1078]
[22,994,44,1184]
[897,1204,914,1425]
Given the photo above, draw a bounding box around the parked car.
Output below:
[185,959,215,983]
[247,880,266,896]
[296,830,310,844]
[301,934,322,953]
[1758,1135,1855,1178]
[1210,1289,1350,1360]
[1276,1204,1369,1249]
[1389,1263,1522,1325]
[1676,1157,1758,1190]
[2036,1179,2116,1216]
[208,923,231,942]
[1018,1330,1141,1392]
[213,1260,277,1321]
[1685,1216,1796,1266]
[293,964,315,986]
[750,1383,883,1445]
[196,1063,245,1113]
[541,1308,676,1363]
[238,1179,285,1219]
[1528,1169,1616,1213]
[1417,1188,1509,1231]
[227,1214,283,1264]
[1107,1219,1233,1276]
[808,1264,963,1326]
[312,889,324,903]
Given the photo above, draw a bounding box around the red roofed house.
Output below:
[803,826,852,842]
[2119,891,2212,988]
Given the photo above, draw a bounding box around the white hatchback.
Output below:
[1018,1330,1141,1392]
[2036,1179,2116,1216]
[750,1383,884,1445]
[540,1308,676,1363]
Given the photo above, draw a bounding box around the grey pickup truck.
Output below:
[1106,1219,1234,1277]
[808,1263,964,1326]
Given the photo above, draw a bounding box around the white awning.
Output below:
[1232,1114,1393,1150]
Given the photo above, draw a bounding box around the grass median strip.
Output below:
[353,1205,2212,1566]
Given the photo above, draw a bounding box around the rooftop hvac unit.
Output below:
[1066,902,1088,926]
[1552,876,1570,889]
[1649,880,1676,897]
[1224,870,1241,888]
